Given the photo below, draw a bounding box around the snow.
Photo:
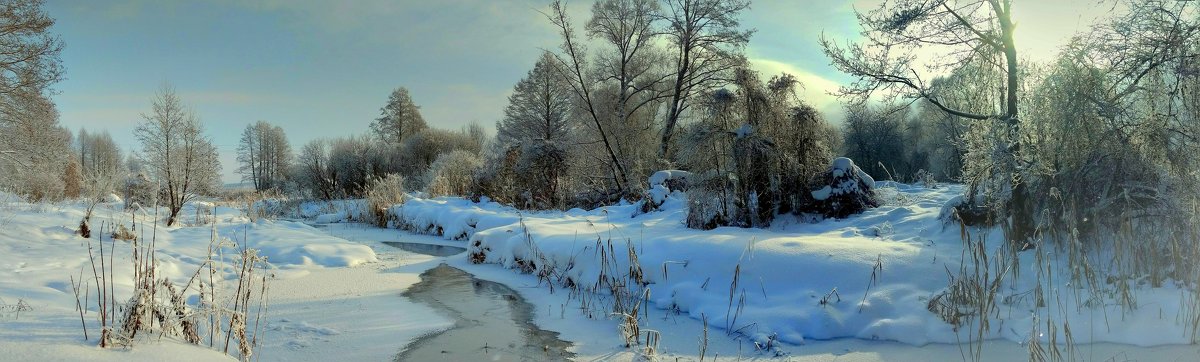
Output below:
[2,186,1198,361]
[377,183,1200,350]
[811,185,833,201]
[648,170,691,188]
[0,198,409,361]
[736,123,754,138]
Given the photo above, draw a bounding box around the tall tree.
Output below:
[237,121,292,192]
[657,0,753,160]
[370,87,427,144]
[496,51,577,208]
[587,0,671,178]
[0,0,65,177]
[543,0,633,194]
[135,84,221,226]
[497,51,575,146]
[821,0,1031,240]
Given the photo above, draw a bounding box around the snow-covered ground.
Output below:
[0,198,447,361]
[2,184,1199,361]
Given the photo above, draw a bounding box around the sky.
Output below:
[44,0,1109,183]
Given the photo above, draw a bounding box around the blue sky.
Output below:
[45,0,1102,183]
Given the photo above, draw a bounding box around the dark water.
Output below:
[382,241,467,257]
[396,264,574,361]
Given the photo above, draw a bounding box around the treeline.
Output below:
[6,0,1198,240]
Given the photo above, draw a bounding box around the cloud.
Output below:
[747,57,847,122]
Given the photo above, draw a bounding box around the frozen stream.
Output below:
[380,242,574,361]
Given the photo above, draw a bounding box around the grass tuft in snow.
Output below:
[73,211,274,361]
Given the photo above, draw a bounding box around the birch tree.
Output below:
[237,121,292,192]
[135,85,221,226]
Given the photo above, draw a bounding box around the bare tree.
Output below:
[76,129,123,180]
[542,0,633,194]
[371,87,428,144]
[0,91,70,201]
[588,0,673,182]
[657,0,753,159]
[821,0,1031,239]
[135,84,222,226]
[295,139,337,200]
[237,121,292,192]
[0,0,65,197]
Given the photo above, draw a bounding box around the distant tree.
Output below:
[657,0,753,160]
[237,121,292,192]
[841,103,910,179]
[62,158,80,199]
[0,92,70,201]
[134,84,222,226]
[328,135,387,197]
[294,139,337,200]
[76,129,123,180]
[370,87,427,144]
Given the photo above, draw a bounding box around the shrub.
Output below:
[364,173,406,227]
[425,150,482,198]
[123,172,155,210]
[805,157,878,218]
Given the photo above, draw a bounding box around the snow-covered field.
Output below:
[0,198,448,361]
[2,184,1199,361]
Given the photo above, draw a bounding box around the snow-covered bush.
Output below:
[685,171,737,229]
[473,140,571,210]
[731,126,778,227]
[805,157,878,219]
[471,143,521,204]
[640,170,690,213]
[515,141,568,209]
[16,163,65,203]
[329,135,387,197]
[425,150,482,198]
[679,69,838,229]
[364,173,406,227]
[122,172,155,211]
[396,127,484,190]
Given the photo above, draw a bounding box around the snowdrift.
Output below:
[380,183,1199,348]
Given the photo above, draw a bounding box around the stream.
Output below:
[379,241,575,361]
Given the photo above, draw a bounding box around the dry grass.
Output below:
[74,211,272,361]
[0,297,31,320]
[364,174,406,227]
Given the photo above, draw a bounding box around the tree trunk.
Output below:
[659,43,692,160]
[994,0,1032,243]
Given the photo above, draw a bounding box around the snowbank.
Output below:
[378,183,1199,348]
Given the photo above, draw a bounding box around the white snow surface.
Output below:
[648,170,691,188]
[383,183,1200,348]
[0,199,436,361]
[3,187,1199,361]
